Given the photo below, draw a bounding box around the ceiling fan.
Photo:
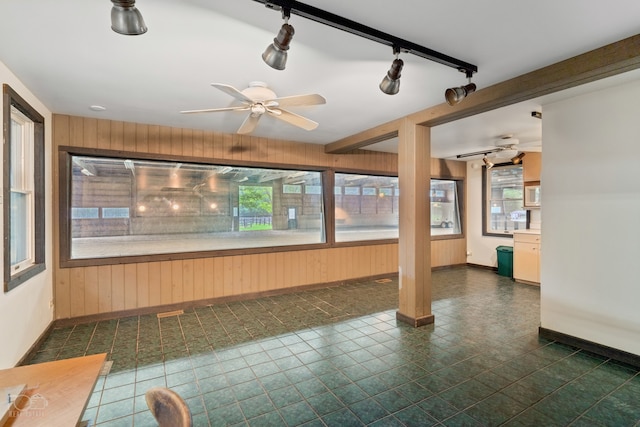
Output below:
[180,81,326,135]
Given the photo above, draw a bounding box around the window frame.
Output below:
[430,178,465,240]
[482,161,525,237]
[3,84,46,292]
[59,147,337,267]
[333,170,400,245]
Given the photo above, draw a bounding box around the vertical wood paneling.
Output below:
[84,266,100,315]
[171,260,184,302]
[193,130,204,158]
[136,123,149,153]
[111,264,125,312]
[202,258,214,299]
[223,257,233,296]
[53,115,466,320]
[148,262,161,307]
[136,263,150,308]
[97,119,111,149]
[97,265,112,313]
[69,268,85,318]
[56,268,71,319]
[148,125,160,154]
[160,261,172,305]
[124,264,137,310]
[182,259,194,302]
[193,258,205,301]
[213,257,224,298]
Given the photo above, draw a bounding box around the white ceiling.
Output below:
[1,1,639,159]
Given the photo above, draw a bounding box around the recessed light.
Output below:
[89,105,106,112]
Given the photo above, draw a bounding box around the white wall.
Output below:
[465,160,513,267]
[541,78,640,356]
[0,61,53,368]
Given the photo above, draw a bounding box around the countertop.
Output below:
[513,229,541,235]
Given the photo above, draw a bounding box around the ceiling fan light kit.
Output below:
[110,0,147,35]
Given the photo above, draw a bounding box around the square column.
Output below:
[397,119,434,327]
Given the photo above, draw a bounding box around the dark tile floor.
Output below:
[27,266,640,426]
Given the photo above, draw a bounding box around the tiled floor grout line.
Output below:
[24,270,640,426]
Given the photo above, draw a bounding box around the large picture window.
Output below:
[483,163,524,236]
[3,85,45,292]
[334,173,399,242]
[62,154,325,262]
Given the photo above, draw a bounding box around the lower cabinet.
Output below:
[513,232,541,284]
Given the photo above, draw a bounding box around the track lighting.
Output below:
[256,0,477,94]
[511,152,526,164]
[445,70,477,106]
[379,48,404,95]
[111,0,147,35]
[482,155,494,169]
[262,8,294,70]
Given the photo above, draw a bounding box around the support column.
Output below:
[397,118,433,327]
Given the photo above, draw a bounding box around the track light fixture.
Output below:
[111,0,147,35]
[254,0,477,88]
[262,8,295,70]
[445,70,477,106]
[511,152,526,164]
[379,48,404,95]
[482,155,494,169]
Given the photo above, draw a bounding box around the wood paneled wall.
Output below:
[52,115,465,320]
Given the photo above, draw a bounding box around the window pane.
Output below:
[10,118,25,189]
[430,179,462,236]
[486,164,524,234]
[10,191,30,265]
[103,207,130,218]
[69,156,325,259]
[335,173,398,242]
[71,207,100,219]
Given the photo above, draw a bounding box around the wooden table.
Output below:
[0,353,106,427]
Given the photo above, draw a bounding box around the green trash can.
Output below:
[496,246,513,277]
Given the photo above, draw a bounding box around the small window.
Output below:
[430,179,463,237]
[305,185,322,195]
[102,207,130,219]
[3,85,45,291]
[71,208,100,219]
[483,163,524,236]
[283,184,302,194]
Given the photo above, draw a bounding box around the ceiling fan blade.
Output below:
[211,83,255,104]
[180,106,250,114]
[237,114,261,134]
[269,94,326,108]
[269,108,319,131]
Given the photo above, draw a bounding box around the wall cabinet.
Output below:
[513,232,540,284]
[523,152,541,182]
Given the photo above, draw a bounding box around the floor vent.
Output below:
[157,309,184,318]
[375,278,392,283]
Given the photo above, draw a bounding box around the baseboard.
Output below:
[539,327,640,369]
[17,321,55,366]
[466,263,498,272]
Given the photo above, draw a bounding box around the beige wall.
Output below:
[53,115,466,320]
[0,62,54,368]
